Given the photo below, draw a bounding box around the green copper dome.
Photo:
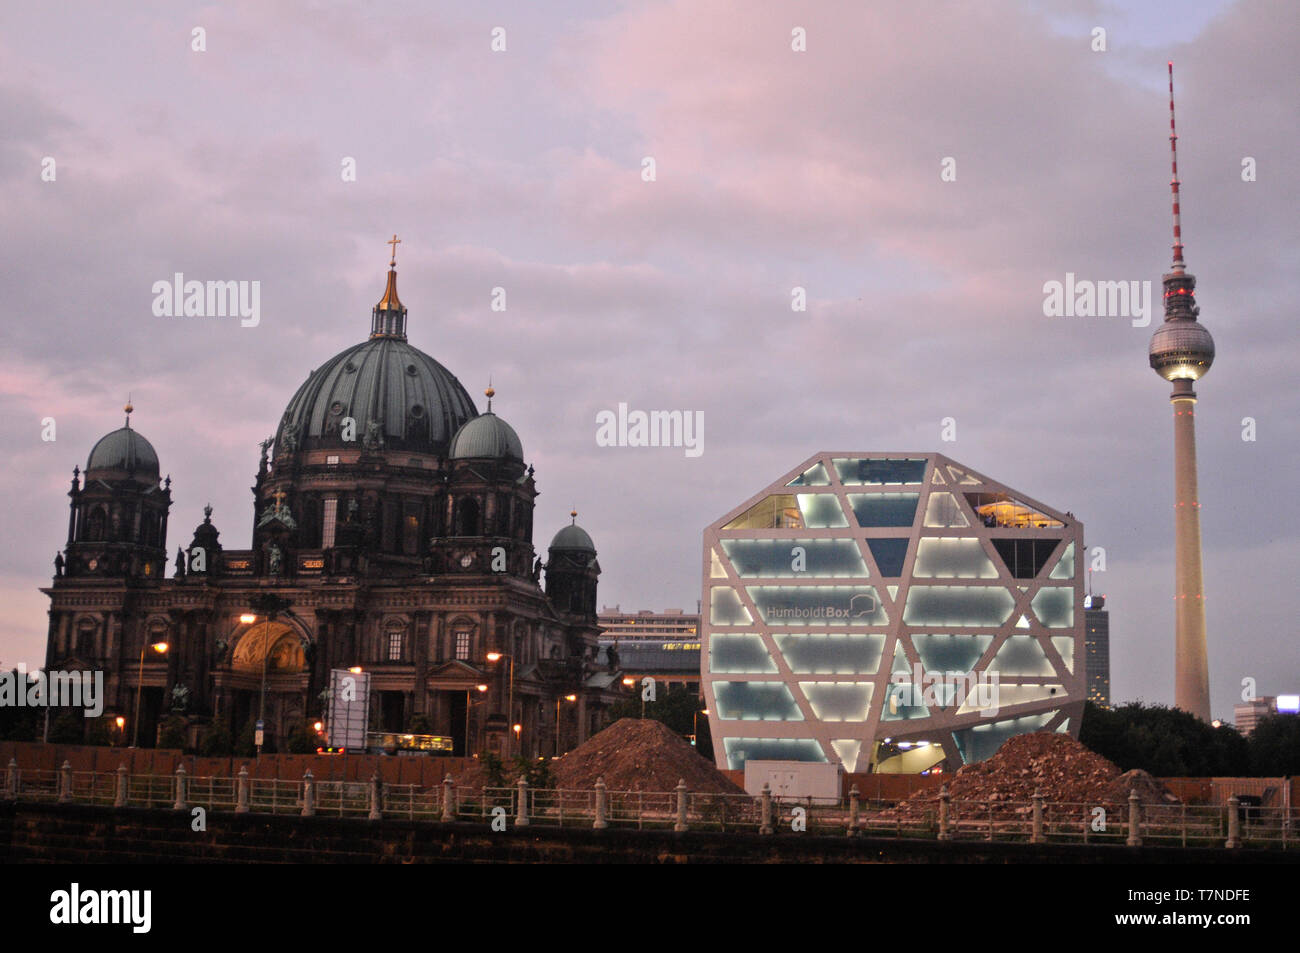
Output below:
[86,425,160,481]
[450,412,524,462]
[550,522,595,553]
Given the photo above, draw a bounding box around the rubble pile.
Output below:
[553,718,744,794]
[882,732,1179,820]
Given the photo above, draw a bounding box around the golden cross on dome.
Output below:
[387,234,401,267]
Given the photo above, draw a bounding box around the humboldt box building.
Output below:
[41,254,623,754]
[701,453,1085,774]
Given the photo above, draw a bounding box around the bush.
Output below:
[47,710,85,744]
[199,722,233,756]
[285,723,317,754]
[158,715,187,751]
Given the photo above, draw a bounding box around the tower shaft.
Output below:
[1171,380,1210,720]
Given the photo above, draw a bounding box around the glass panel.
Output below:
[958,683,1063,715]
[1051,636,1074,674]
[990,635,1055,676]
[723,737,826,770]
[1048,541,1075,579]
[881,680,931,721]
[800,682,874,721]
[710,548,727,578]
[774,633,886,674]
[797,494,849,528]
[748,586,887,626]
[321,497,337,549]
[952,713,1054,763]
[867,538,909,576]
[913,537,999,579]
[722,538,868,578]
[922,491,969,528]
[709,586,752,625]
[947,466,980,485]
[911,634,994,673]
[830,739,862,772]
[714,681,803,721]
[709,633,776,674]
[964,493,1063,529]
[723,495,802,530]
[787,462,830,486]
[832,458,927,485]
[931,468,946,484]
[848,493,919,528]
[990,538,1062,578]
[1056,718,1070,733]
[1031,587,1074,628]
[902,586,1016,626]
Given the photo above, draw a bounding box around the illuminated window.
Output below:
[847,493,919,527]
[454,630,471,660]
[387,628,404,661]
[321,497,338,549]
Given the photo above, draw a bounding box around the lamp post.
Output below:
[692,707,709,747]
[486,651,515,757]
[554,693,577,756]
[465,683,488,757]
[244,593,293,759]
[131,640,168,748]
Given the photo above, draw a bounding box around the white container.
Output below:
[743,760,843,801]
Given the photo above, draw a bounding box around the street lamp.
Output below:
[131,641,168,747]
[486,651,516,757]
[245,593,293,759]
[464,683,489,757]
[554,693,577,757]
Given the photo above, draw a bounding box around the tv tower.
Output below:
[1148,63,1214,722]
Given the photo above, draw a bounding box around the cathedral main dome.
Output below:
[273,254,478,457]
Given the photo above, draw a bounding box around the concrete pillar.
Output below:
[114,764,128,808]
[58,760,73,803]
[235,765,250,814]
[847,784,859,836]
[594,777,608,830]
[301,769,315,817]
[1126,789,1143,847]
[173,764,187,810]
[1170,382,1211,721]
[515,776,529,827]
[759,782,773,835]
[938,784,951,841]
[4,758,17,799]
[1225,794,1240,849]
[1031,789,1044,844]
[674,779,688,833]
[369,773,383,821]
[441,774,455,823]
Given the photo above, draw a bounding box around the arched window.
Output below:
[86,507,106,542]
[454,498,480,537]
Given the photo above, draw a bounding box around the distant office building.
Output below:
[1084,595,1110,708]
[701,452,1086,774]
[598,607,701,696]
[1233,697,1277,735]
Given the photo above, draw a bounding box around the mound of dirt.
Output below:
[553,718,744,794]
[884,732,1178,819]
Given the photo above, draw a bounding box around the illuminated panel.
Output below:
[709,634,777,674]
[923,492,970,528]
[723,737,826,770]
[912,634,994,673]
[796,494,849,528]
[832,458,927,485]
[787,462,831,486]
[748,586,887,626]
[902,586,1016,626]
[800,682,874,721]
[881,680,931,721]
[721,538,868,578]
[710,548,727,578]
[952,713,1054,763]
[773,633,886,674]
[958,684,1063,715]
[1051,636,1074,674]
[714,682,803,721]
[831,739,862,772]
[1031,587,1074,628]
[1048,541,1075,579]
[848,493,919,527]
[913,537,999,579]
[990,635,1055,676]
[709,586,752,625]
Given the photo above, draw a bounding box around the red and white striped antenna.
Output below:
[1168,61,1185,272]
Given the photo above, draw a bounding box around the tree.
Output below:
[199,722,233,756]
[47,709,85,744]
[1249,715,1300,776]
[605,685,713,760]
[1080,701,1250,776]
[158,715,187,750]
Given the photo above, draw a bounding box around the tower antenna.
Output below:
[1168,62,1185,272]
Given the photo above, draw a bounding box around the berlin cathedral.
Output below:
[42,242,625,755]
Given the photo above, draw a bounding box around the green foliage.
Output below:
[514,755,553,789]
[199,722,233,757]
[85,715,118,747]
[1081,701,1251,776]
[158,715,187,751]
[482,751,506,788]
[606,684,713,760]
[285,723,317,754]
[1248,715,1300,776]
[47,710,85,744]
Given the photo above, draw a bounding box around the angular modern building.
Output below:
[701,453,1085,774]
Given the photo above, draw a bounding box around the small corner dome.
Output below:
[450,412,524,462]
[550,523,595,553]
[87,426,160,480]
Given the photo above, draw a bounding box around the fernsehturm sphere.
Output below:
[1148,63,1214,722]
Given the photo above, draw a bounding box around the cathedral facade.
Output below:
[42,250,623,756]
